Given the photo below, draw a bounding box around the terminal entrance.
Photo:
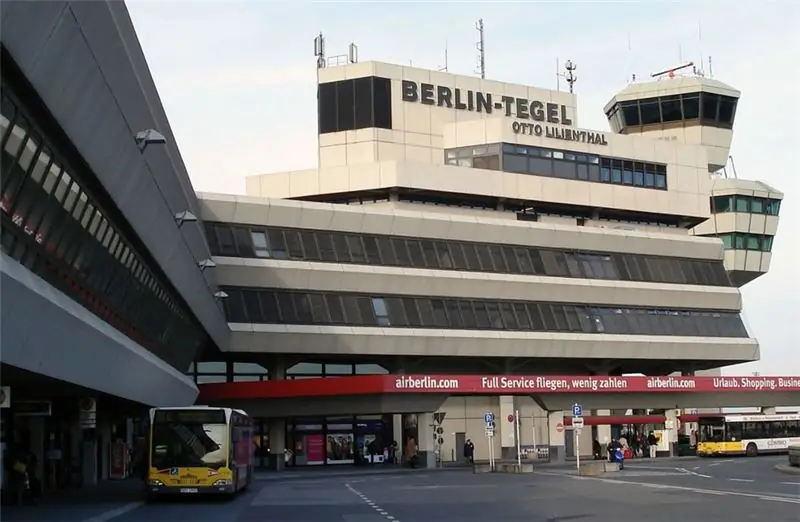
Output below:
[253,414,396,468]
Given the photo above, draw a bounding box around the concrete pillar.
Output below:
[665,409,679,457]
[499,396,515,458]
[269,420,286,471]
[417,413,436,469]
[547,411,566,463]
[392,414,403,461]
[594,409,612,446]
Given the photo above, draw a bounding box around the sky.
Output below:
[126,1,799,376]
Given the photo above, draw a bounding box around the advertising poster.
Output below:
[306,434,325,465]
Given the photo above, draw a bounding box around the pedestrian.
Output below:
[463,439,475,464]
[647,431,659,458]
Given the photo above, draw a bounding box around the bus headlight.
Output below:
[213,479,232,486]
[148,479,165,486]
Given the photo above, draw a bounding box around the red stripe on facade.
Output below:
[197,374,800,401]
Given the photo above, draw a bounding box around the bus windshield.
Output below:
[151,410,229,469]
[698,417,725,443]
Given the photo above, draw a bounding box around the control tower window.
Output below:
[700,93,719,122]
[620,101,640,126]
[717,97,736,125]
[318,76,393,134]
[681,95,700,119]
[660,96,683,122]
[638,99,660,125]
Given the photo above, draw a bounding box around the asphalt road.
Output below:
[4,458,798,522]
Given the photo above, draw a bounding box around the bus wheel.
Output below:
[746,443,758,457]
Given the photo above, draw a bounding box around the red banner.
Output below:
[389,375,800,394]
[198,374,800,401]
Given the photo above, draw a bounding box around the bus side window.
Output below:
[726,423,742,442]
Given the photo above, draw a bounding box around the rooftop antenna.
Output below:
[695,21,706,77]
[556,59,577,93]
[564,60,577,94]
[708,56,714,79]
[475,18,486,79]
[437,41,449,72]
[348,42,358,64]
[313,32,326,172]
[651,61,694,80]
[314,32,326,70]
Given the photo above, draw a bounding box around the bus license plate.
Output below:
[180,488,198,493]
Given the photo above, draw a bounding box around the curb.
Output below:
[255,467,466,482]
[774,464,800,476]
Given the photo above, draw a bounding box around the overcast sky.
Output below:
[127,1,799,376]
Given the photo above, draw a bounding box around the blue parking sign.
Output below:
[484,412,495,425]
[572,403,583,417]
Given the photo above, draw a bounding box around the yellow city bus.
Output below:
[696,413,800,457]
[146,406,253,498]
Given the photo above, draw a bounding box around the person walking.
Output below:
[463,439,475,464]
[647,431,659,458]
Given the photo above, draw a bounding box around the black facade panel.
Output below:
[0,1,230,352]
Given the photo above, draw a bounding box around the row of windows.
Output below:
[505,143,667,190]
[729,422,800,440]
[717,233,774,253]
[187,361,388,383]
[0,79,201,369]
[318,77,392,134]
[205,222,732,287]
[221,288,749,338]
[607,92,738,131]
[320,190,684,229]
[711,195,781,216]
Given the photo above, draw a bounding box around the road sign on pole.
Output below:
[572,403,583,417]
[484,412,495,425]
[572,417,585,429]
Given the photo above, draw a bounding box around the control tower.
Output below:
[604,64,782,287]
[603,63,739,173]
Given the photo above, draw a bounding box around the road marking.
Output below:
[708,459,735,467]
[82,502,144,522]
[346,483,400,522]
[728,478,754,483]
[535,471,800,505]
[676,467,712,478]
[781,482,800,486]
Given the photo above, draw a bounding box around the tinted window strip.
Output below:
[205,222,732,287]
[221,287,749,339]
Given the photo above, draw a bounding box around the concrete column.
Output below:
[392,414,403,461]
[665,409,679,457]
[417,413,436,469]
[499,396,515,458]
[269,356,287,381]
[547,411,566,463]
[594,409,612,446]
[269,420,286,471]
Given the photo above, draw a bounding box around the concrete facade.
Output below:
[0,1,225,404]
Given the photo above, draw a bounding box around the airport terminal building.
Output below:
[196,59,784,466]
[0,0,788,482]
[0,1,229,488]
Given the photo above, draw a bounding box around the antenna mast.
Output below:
[438,41,449,72]
[556,59,577,93]
[564,60,577,94]
[475,18,486,79]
